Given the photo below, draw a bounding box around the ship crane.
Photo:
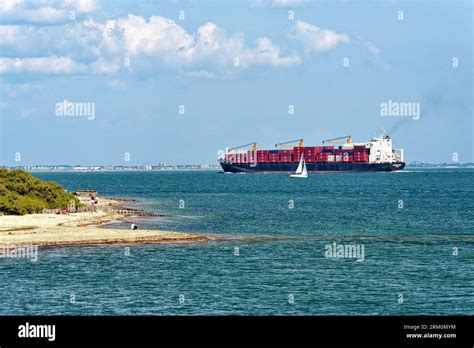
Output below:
[275,138,305,148]
[322,135,353,145]
[228,142,257,154]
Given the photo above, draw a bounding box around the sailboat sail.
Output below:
[295,155,304,174]
[301,161,307,176]
[290,155,308,178]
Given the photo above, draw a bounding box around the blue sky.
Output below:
[0,0,472,165]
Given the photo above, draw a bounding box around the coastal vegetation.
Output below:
[0,168,79,215]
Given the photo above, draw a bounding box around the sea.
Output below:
[1,169,473,315]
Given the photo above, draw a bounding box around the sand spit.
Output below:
[0,198,214,248]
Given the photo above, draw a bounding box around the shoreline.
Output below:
[0,197,215,248]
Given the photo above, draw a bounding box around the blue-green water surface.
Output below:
[1,169,472,315]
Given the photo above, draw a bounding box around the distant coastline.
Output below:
[1,163,473,172]
[406,162,474,169]
[0,164,222,172]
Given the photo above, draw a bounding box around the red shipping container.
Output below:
[293,155,303,162]
[293,147,304,162]
[279,155,292,162]
[304,151,318,157]
[354,146,368,154]
[279,150,292,155]
[304,146,323,152]
[257,150,269,156]
[268,154,279,161]
[317,154,331,162]
[354,151,368,161]
[305,157,316,162]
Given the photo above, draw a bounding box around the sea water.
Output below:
[1,169,472,315]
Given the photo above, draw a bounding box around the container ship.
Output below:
[219,131,405,173]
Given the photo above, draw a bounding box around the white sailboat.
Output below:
[290,155,308,178]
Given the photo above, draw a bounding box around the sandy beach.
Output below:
[0,198,213,248]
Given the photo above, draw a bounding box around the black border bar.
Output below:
[0,316,472,346]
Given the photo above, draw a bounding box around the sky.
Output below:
[0,0,472,166]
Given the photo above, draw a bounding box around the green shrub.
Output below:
[0,169,81,215]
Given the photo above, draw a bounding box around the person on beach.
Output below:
[131,223,138,230]
[59,205,69,215]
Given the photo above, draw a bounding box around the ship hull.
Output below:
[219,161,405,173]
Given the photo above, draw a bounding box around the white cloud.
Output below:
[249,37,301,67]
[0,10,360,78]
[0,0,23,12]
[74,0,98,13]
[90,57,121,74]
[290,20,349,52]
[0,14,301,75]
[363,40,381,56]
[0,56,86,74]
[98,15,301,70]
[0,0,99,24]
